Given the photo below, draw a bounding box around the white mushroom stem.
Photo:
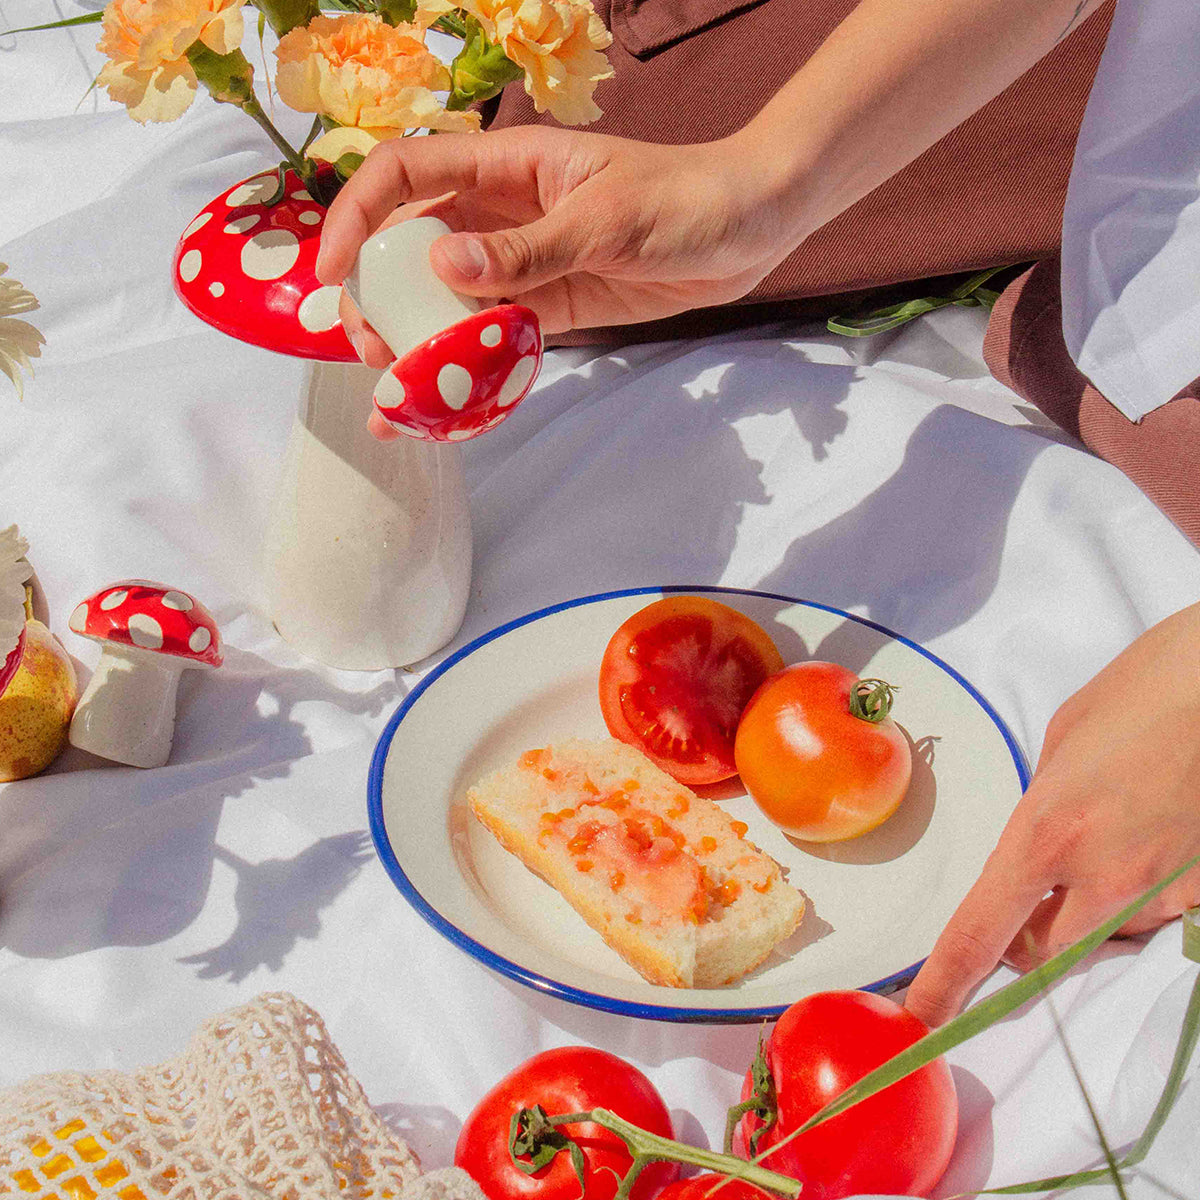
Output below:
[344,217,481,359]
[69,645,189,769]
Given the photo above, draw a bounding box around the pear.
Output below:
[0,591,77,781]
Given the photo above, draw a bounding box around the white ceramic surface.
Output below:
[262,359,472,670]
[370,586,1029,1021]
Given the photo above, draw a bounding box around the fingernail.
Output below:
[441,236,486,280]
[349,330,365,360]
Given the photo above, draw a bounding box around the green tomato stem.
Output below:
[543,1108,802,1198]
[848,678,897,723]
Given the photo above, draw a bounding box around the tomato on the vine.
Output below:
[733,661,912,841]
[599,595,784,786]
[454,1046,680,1200]
[734,991,957,1200]
[655,1176,774,1200]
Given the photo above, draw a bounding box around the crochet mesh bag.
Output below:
[0,992,429,1200]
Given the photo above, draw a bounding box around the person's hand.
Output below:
[904,601,1200,1027]
[314,123,807,360]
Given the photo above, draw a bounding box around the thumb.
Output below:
[430,209,594,298]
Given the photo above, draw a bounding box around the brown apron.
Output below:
[483,0,1200,547]
[480,0,1115,345]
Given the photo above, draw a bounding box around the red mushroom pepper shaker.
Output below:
[371,304,542,442]
[343,217,544,443]
[68,581,222,768]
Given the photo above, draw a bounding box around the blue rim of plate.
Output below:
[368,584,1031,1024]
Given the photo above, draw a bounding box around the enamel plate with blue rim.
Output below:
[368,586,1028,1023]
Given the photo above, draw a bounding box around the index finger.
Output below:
[316,137,479,283]
[903,823,1052,1027]
[315,133,500,284]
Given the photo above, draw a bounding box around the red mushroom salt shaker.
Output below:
[67,582,222,768]
[343,218,543,442]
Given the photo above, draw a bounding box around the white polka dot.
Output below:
[479,323,503,347]
[374,371,406,414]
[391,422,429,439]
[298,210,322,225]
[497,354,537,406]
[225,215,260,236]
[183,211,213,240]
[436,362,474,410]
[161,591,194,611]
[209,281,225,298]
[241,229,300,281]
[69,603,89,633]
[189,626,212,653]
[485,412,507,428]
[100,590,129,611]
[128,613,164,650]
[298,286,342,333]
[290,189,313,201]
[226,176,277,207]
[179,250,202,283]
[446,427,476,441]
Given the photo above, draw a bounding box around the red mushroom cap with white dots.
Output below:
[69,582,223,668]
[371,304,543,442]
[172,167,357,363]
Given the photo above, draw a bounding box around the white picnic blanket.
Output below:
[1,5,1198,1197]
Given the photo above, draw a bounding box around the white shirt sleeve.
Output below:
[1059,0,1200,422]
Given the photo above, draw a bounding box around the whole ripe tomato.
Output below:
[599,595,784,786]
[735,991,957,1200]
[733,661,912,841]
[454,1046,680,1200]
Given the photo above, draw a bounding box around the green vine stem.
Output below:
[239,95,314,184]
[510,1105,801,1200]
[847,678,897,723]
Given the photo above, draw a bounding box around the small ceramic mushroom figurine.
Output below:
[344,218,544,442]
[68,581,222,769]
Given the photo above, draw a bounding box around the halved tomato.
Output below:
[598,594,784,785]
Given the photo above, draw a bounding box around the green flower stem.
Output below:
[239,95,314,184]
[544,1108,802,1199]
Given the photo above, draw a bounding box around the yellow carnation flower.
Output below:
[275,13,480,162]
[417,0,613,124]
[96,0,244,123]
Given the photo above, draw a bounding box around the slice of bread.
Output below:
[467,737,806,988]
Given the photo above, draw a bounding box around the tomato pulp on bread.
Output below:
[598,596,784,785]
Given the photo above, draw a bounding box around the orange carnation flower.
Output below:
[417,0,613,124]
[275,14,480,161]
[96,0,244,123]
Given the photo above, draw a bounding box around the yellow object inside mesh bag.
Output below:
[0,993,421,1200]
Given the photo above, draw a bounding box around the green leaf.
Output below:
[185,43,255,106]
[763,853,1200,1155]
[969,971,1200,1194]
[445,16,522,110]
[1184,908,1200,964]
[375,0,417,24]
[334,151,365,182]
[826,296,953,336]
[249,0,319,38]
[0,11,101,34]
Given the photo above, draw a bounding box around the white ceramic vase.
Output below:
[262,358,472,670]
